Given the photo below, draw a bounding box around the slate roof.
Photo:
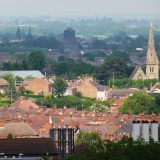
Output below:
[0,70,45,78]
[109,88,144,97]
[0,138,59,156]
[114,121,132,135]
[90,81,106,91]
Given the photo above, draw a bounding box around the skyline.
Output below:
[0,0,159,17]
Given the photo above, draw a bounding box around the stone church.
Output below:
[130,24,159,80]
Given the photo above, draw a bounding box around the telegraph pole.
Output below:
[10,90,13,103]
[112,73,115,88]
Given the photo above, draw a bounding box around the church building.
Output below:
[131,24,159,80]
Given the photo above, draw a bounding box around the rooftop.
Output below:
[0,70,45,79]
[0,138,58,156]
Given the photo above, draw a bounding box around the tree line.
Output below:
[68,132,160,160]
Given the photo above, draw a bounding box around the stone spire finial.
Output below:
[146,23,159,65]
[146,23,159,80]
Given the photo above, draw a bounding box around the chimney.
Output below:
[151,120,158,142]
[142,120,150,142]
[49,115,53,124]
[132,120,141,141]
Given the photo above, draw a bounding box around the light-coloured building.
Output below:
[130,66,146,80]
[0,70,45,79]
[146,24,159,79]
[76,76,107,99]
[131,23,159,80]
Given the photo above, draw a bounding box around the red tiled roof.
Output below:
[10,99,40,111]
[0,78,9,86]
[0,122,38,137]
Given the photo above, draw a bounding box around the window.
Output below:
[150,67,154,73]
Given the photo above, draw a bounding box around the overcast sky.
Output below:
[0,0,159,17]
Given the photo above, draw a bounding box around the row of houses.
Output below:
[0,98,130,139]
[0,75,143,100]
[0,98,159,141]
[0,70,145,100]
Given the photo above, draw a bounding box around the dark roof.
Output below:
[0,138,59,156]
[90,81,106,91]
[109,88,144,97]
[114,121,132,135]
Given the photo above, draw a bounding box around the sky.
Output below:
[0,0,160,17]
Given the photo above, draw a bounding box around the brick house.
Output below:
[19,78,52,96]
[76,76,107,99]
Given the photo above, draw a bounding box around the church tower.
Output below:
[146,23,159,80]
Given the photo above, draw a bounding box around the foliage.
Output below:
[24,36,62,50]
[19,86,34,94]
[109,78,159,89]
[76,131,101,145]
[0,93,11,107]
[120,93,156,114]
[69,136,160,160]
[1,51,46,71]
[73,92,82,98]
[52,60,95,79]
[91,39,107,49]
[35,95,96,110]
[27,51,46,71]
[90,100,112,112]
[15,76,23,82]
[53,77,68,97]
[53,96,81,108]
[2,61,24,70]
[36,95,54,107]
[95,55,132,84]
[151,94,160,113]
[82,51,106,61]
[1,73,17,99]
[0,100,11,107]
[7,133,13,139]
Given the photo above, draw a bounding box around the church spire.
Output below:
[146,23,159,80]
[146,23,159,65]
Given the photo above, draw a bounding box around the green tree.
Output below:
[95,55,131,84]
[90,100,111,112]
[1,73,16,100]
[53,77,68,97]
[69,136,160,160]
[76,131,101,145]
[120,93,156,114]
[7,133,13,139]
[36,95,54,108]
[27,51,46,71]
[109,78,158,89]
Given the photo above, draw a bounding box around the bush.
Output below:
[120,93,156,114]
